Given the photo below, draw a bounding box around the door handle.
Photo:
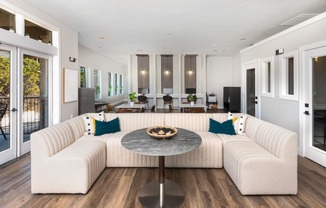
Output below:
[11,108,17,112]
[304,111,310,115]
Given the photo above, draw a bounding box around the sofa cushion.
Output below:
[82,112,105,135]
[218,134,252,143]
[223,140,297,195]
[95,117,121,136]
[32,139,106,194]
[164,113,212,132]
[208,118,236,135]
[227,112,247,135]
[166,132,223,168]
[105,131,158,167]
[105,113,165,131]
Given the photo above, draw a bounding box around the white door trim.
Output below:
[299,40,326,167]
[242,59,260,118]
[19,49,53,156]
[0,44,18,164]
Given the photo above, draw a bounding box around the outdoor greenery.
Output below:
[80,67,86,88]
[0,56,10,96]
[108,84,112,96]
[95,85,100,99]
[0,56,40,97]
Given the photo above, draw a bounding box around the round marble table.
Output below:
[121,128,202,208]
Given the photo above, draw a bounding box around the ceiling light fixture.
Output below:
[189,68,193,75]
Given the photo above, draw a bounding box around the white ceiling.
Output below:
[20,0,326,63]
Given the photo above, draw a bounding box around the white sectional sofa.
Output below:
[31,113,297,195]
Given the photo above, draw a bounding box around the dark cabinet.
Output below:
[223,87,241,112]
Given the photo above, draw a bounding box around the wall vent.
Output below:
[281,14,318,26]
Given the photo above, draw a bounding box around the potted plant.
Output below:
[187,94,197,105]
[128,92,137,106]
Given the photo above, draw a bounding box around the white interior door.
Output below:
[302,45,326,167]
[0,44,18,165]
[242,60,260,118]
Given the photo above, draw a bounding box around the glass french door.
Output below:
[0,46,51,164]
[19,49,51,155]
[303,45,326,167]
[243,61,260,118]
[0,44,18,164]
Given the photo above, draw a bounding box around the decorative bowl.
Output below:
[146,126,177,140]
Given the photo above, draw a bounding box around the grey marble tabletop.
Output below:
[121,128,202,156]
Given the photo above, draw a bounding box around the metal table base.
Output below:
[139,156,185,208]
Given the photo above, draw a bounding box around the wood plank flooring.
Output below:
[0,154,325,208]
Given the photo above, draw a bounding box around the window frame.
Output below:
[260,56,274,97]
[119,74,123,95]
[93,69,101,99]
[279,50,298,101]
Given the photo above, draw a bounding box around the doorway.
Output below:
[302,44,326,167]
[242,60,260,118]
[0,45,51,164]
[0,44,17,164]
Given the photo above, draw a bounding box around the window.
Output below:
[80,66,90,88]
[119,74,123,95]
[94,69,101,99]
[137,55,150,93]
[108,72,112,96]
[80,66,86,88]
[25,19,52,44]
[279,51,298,100]
[0,8,15,32]
[184,55,197,93]
[161,55,173,93]
[114,73,118,95]
[261,56,274,97]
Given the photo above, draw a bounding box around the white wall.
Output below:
[1,0,79,123]
[232,52,241,86]
[240,13,326,155]
[60,28,79,121]
[79,46,127,105]
[206,56,234,108]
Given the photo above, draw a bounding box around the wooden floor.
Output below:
[0,155,325,208]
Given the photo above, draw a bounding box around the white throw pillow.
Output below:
[227,112,247,135]
[82,112,105,135]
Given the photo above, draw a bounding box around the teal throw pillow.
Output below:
[208,118,236,135]
[94,117,121,136]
